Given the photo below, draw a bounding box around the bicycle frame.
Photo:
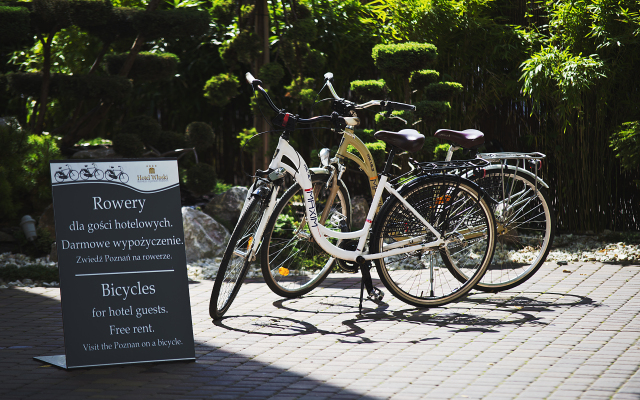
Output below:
[249,134,446,263]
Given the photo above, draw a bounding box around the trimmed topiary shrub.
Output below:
[186,163,217,196]
[105,52,179,81]
[350,80,387,98]
[424,82,463,101]
[120,116,161,146]
[204,73,239,107]
[55,74,133,102]
[410,70,440,89]
[31,0,73,34]
[415,100,451,124]
[75,6,138,43]
[186,122,214,151]
[112,133,144,158]
[372,43,437,76]
[155,131,186,153]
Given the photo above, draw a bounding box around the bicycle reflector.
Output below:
[435,195,452,205]
[247,237,253,251]
[278,267,290,276]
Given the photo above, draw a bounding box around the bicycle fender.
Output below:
[396,174,498,206]
[462,165,549,189]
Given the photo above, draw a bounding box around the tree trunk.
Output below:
[255,0,270,170]
[34,30,56,135]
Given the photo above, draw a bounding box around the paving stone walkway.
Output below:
[1,260,640,399]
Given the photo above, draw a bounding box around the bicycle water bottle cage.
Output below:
[434,129,485,149]
[272,112,297,131]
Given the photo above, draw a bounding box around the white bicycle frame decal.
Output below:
[261,135,445,262]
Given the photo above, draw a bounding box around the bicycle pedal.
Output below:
[367,287,384,302]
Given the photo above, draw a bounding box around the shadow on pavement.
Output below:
[0,287,379,400]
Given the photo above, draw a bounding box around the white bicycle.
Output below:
[209,73,497,319]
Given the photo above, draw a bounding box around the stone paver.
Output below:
[1,261,640,399]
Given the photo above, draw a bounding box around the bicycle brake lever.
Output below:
[388,114,408,125]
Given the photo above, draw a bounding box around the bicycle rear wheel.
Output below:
[370,176,496,307]
[470,167,554,292]
[260,173,350,298]
[209,195,265,319]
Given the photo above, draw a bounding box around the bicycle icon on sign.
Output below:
[54,164,79,182]
[79,163,104,180]
[105,165,129,183]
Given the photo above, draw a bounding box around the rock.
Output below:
[38,204,56,241]
[71,146,119,159]
[351,196,369,229]
[204,186,249,230]
[182,207,230,262]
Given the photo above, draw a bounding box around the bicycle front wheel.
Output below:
[370,176,496,307]
[209,196,265,319]
[470,167,555,292]
[260,173,350,298]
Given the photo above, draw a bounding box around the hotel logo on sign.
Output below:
[138,164,168,183]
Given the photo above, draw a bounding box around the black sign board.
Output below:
[37,159,195,369]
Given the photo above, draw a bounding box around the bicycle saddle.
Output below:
[434,129,485,149]
[374,129,425,153]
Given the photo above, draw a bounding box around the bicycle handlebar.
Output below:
[323,75,415,115]
[246,72,359,131]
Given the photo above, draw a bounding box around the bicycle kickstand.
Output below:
[358,263,384,316]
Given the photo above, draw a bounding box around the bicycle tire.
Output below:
[260,173,351,298]
[119,173,129,184]
[370,175,496,307]
[54,172,64,183]
[209,196,265,319]
[69,170,78,181]
[465,167,555,292]
[80,169,90,180]
[94,169,104,180]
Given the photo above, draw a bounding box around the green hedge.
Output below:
[6,72,133,101]
[133,9,209,40]
[0,6,30,48]
[0,264,59,283]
